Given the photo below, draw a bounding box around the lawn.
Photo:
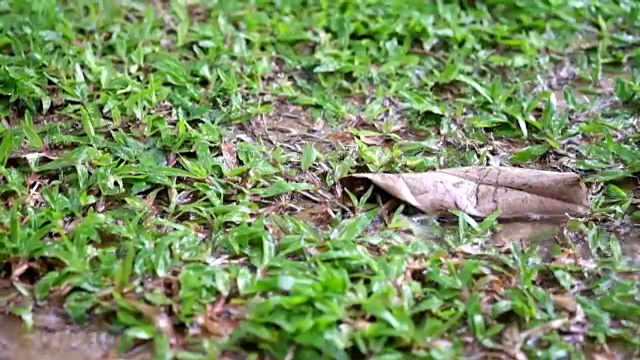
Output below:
[1,0,639,359]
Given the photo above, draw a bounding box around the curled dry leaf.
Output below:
[340,166,590,219]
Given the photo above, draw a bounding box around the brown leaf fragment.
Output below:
[222,140,238,169]
[551,294,579,313]
[498,319,572,360]
[124,298,179,348]
[200,297,245,338]
[340,166,590,220]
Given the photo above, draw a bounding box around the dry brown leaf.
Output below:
[221,140,238,169]
[341,166,590,219]
[552,294,579,313]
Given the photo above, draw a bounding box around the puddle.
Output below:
[492,220,640,266]
[405,214,640,267]
[489,220,561,258]
[483,220,640,275]
[0,310,153,360]
[547,70,631,113]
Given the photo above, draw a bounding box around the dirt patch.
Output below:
[243,101,354,153]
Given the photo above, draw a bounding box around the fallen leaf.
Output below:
[340,166,590,219]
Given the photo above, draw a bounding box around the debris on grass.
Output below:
[341,166,590,219]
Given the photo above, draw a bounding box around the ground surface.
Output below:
[1,0,639,359]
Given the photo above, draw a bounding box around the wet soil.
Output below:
[0,309,153,360]
[549,71,632,114]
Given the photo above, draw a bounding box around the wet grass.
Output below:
[1,0,639,359]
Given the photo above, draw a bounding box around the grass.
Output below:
[1,0,639,359]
